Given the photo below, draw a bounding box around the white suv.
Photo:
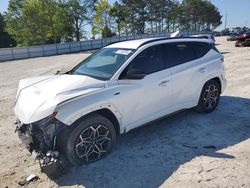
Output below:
[14,37,226,175]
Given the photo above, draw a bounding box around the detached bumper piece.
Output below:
[39,151,66,178]
[15,117,68,178]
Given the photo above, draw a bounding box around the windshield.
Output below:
[71,48,135,80]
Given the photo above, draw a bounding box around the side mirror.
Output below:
[122,69,146,80]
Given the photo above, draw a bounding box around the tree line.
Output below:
[1,0,222,47]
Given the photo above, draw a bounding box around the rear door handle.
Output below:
[199,67,207,73]
[159,80,169,87]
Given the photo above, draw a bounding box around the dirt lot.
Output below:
[0,37,250,188]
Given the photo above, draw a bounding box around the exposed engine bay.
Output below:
[15,116,68,178]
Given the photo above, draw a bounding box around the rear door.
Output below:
[163,42,210,108]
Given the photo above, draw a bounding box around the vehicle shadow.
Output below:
[56,96,250,188]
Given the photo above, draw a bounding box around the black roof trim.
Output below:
[137,37,210,49]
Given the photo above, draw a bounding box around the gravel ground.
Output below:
[0,37,250,188]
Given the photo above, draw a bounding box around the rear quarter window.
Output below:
[211,44,220,53]
[192,42,211,58]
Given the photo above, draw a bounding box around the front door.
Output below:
[114,44,172,131]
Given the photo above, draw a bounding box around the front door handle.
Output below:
[199,67,207,73]
[159,80,169,87]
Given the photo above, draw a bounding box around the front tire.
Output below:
[194,80,221,113]
[65,113,116,166]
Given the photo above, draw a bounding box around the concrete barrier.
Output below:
[0,31,210,62]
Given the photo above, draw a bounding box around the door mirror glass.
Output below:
[122,69,146,80]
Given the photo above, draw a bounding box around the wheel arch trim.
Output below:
[195,73,223,105]
[56,103,124,134]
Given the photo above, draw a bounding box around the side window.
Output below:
[192,42,211,58]
[125,45,165,75]
[211,44,220,53]
[165,42,196,68]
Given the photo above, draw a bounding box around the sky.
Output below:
[0,0,250,32]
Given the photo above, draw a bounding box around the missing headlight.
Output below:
[15,114,66,155]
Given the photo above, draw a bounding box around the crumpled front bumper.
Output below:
[15,116,68,177]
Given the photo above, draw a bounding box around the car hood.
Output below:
[14,74,105,124]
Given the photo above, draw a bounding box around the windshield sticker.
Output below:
[115,50,132,55]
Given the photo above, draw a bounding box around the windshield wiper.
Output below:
[55,70,70,75]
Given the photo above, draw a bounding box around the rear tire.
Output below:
[194,79,221,113]
[65,113,116,166]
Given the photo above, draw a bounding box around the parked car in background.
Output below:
[192,34,215,44]
[14,37,226,177]
[221,30,231,36]
[235,32,250,47]
[227,33,238,41]
[213,31,221,37]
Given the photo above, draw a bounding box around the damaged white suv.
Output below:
[14,37,226,175]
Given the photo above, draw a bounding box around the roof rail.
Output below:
[137,36,209,49]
